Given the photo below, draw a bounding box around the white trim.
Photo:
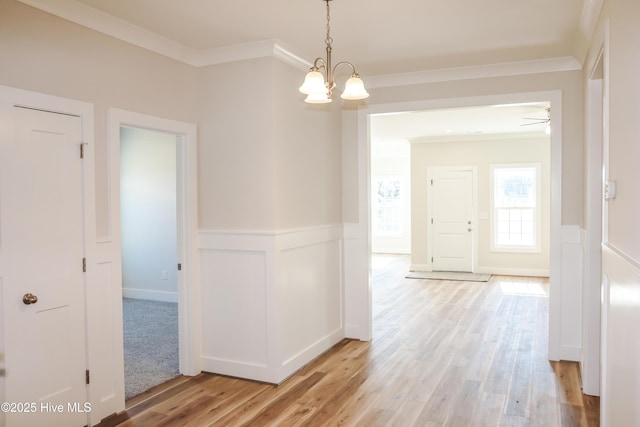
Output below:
[108,109,201,378]
[475,267,550,277]
[411,264,550,277]
[366,57,581,88]
[410,131,547,144]
[122,288,178,303]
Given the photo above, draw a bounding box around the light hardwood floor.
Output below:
[98,254,599,427]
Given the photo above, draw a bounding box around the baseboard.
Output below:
[558,345,581,362]
[200,328,344,385]
[122,288,178,303]
[410,264,432,272]
[475,267,550,277]
[279,328,344,381]
[372,248,411,255]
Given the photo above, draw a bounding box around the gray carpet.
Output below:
[123,298,179,400]
[405,271,491,282]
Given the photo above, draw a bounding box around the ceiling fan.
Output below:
[521,107,551,134]
[521,107,551,126]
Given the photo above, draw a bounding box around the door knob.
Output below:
[468,228,473,232]
[22,293,38,305]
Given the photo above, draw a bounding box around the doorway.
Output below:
[120,126,179,399]
[108,107,200,404]
[356,91,562,356]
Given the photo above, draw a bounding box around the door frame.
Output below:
[0,85,95,421]
[350,90,563,357]
[108,108,201,379]
[581,22,609,396]
[426,166,478,273]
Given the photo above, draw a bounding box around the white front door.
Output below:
[430,168,474,272]
[0,107,88,427]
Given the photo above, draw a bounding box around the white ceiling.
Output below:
[20,0,591,139]
[370,102,552,143]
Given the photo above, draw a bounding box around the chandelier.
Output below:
[299,0,369,103]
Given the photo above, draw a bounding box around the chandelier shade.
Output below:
[301,0,369,104]
[299,71,328,95]
[340,74,369,100]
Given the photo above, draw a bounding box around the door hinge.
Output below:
[80,143,87,159]
[85,369,90,385]
[431,218,433,224]
[177,263,182,271]
[430,179,433,185]
[82,258,86,273]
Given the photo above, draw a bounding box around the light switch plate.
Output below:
[605,181,616,200]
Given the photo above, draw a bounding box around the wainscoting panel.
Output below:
[343,223,371,340]
[86,240,125,423]
[559,226,583,361]
[601,244,640,426]
[276,228,343,378]
[199,248,269,373]
[198,226,344,383]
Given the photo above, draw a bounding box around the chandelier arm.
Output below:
[331,61,358,77]
[311,57,327,71]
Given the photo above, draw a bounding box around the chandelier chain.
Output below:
[325,0,333,46]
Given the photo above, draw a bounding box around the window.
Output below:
[372,176,403,236]
[491,164,541,251]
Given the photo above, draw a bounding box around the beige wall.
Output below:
[411,135,550,273]
[0,0,343,233]
[605,0,640,259]
[0,0,199,238]
[272,59,342,230]
[197,58,278,230]
[197,57,342,231]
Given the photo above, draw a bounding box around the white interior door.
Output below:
[430,168,474,272]
[0,107,88,427]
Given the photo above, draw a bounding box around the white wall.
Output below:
[584,0,640,424]
[120,127,178,302]
[410,134,550,275]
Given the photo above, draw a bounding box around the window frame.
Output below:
[490,163,542,253]
[371,175,404,237]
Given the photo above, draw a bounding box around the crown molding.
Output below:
[409,131,549,144]
[18,0,581,84]
[189,39,310,70]
[17,0,196,63]
[366,56,582,89]
[16,0,311,70]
